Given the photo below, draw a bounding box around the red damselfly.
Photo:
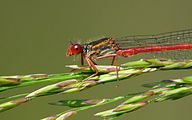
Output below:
[67,29,192,86]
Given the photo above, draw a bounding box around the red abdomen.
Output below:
[116,43,192,57]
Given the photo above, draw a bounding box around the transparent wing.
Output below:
[115,29,192,59]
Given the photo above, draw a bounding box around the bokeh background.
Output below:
[1,1,192,120]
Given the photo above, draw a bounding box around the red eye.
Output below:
[70,44,82,54]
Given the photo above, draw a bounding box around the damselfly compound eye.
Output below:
[70,44,82,54]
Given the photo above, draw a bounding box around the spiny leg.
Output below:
[81,53,84,65]
[70,54,97,73]
[78,57,99,87]
[90,57,97,65]
[111,56,115,65]
[95,54,119,86]
[69,55,91,73]
[83,57,99,80]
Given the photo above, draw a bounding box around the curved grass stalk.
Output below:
[0,59,192,119]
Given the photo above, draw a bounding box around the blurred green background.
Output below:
[1,0,192,120]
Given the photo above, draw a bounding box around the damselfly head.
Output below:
[66,41,82,57]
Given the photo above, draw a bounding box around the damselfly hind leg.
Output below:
[95,54,119,87]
